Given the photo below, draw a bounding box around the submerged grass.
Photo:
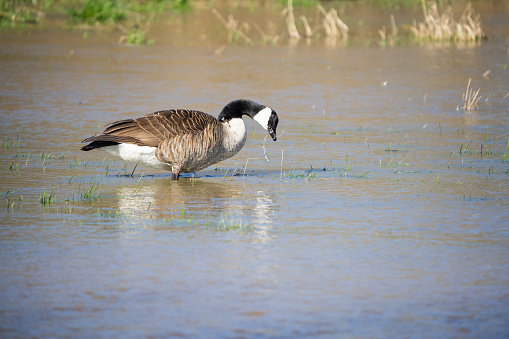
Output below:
[5,136,506,232]
[4,190,26,212]
[96,207,129,218]
[216,212,253,231]
[1,126,24,149]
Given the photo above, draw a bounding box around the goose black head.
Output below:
[266,109,278,141]
[219,99,279,141]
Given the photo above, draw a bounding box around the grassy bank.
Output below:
[0,0,188,25]
[0,0,488,46]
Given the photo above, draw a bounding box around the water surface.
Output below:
[1,6,509,338]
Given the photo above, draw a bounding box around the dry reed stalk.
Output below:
[212,9,253,45]
[410,1,484,42]
[456,3,483,41]
[249,20,280,45]
[283,0,300,39]
[317,5,348,40]
[243,158,261,177]
[300,15,312,38]
[379,14,398,45]
[390,14,397,40]
[462,78,481,111]
[283,0,348,42]
[280,149,284,179]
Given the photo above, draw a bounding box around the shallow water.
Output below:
[1,4,509,338]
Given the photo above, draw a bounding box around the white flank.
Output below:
[253,107,272,130]
[101,143,169,170]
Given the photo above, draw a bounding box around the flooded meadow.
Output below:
[1,1,509,337]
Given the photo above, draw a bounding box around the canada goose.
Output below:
[81,99,279,180]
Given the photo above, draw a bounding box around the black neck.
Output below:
[218,99,265,122]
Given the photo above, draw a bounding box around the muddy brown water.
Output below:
[1,4,509,337]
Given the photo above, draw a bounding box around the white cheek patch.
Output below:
[253,107,272,130]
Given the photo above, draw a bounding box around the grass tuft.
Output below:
[134,173,144,193]
[503,139,509,163]
[39,190,55,206]
[68,0,126,24]
[461,78,481,111]
[81,175,103,199]
[117,15,154,45]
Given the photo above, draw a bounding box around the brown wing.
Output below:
[82,109,218,148]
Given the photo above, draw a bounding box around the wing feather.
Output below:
[82,109,218,148]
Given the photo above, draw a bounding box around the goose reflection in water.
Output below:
[113,177,276,237]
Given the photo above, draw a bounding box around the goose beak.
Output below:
[269,127,277,141]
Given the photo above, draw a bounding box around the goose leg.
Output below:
[171,167,180,180]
